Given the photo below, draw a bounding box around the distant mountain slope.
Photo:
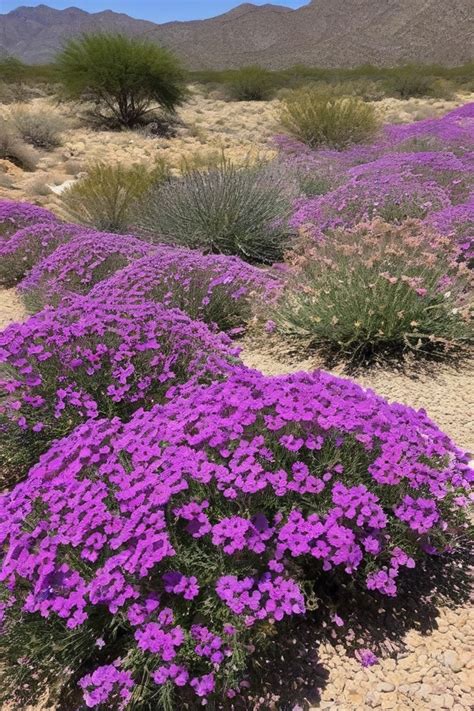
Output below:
[1,1,473,68]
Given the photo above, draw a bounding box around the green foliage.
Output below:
[224,65,276,101]
[385,68,438,98]
[136,160,294,263]
[10,108,67,150]
[60,160,170,232]
[0,56,26,83]
[55,33,186,128]
[0,119,38,170]
[271,220,473,366]
[280,88,379,149]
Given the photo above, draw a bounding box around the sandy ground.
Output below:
[0,288,473,710]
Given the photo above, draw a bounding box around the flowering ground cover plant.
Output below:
[0,296,239,484]
[0,221,84,287]
[0,368,472,710]
[0,199,57,238]
[89,245,281,333]
[19,231,153,311]
[428,195,474,266]
[270,220,473,365]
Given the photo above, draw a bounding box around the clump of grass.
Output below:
[280,88,379,149]
[135,159,294,264]
[10,107,67,150]
[0,119,38,171]
[225,66,276,101]
[59,160,170,232]
[270,219,472,366]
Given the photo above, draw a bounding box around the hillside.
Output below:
[0,1,473,68]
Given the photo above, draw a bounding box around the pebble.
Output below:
[376,682,396,693]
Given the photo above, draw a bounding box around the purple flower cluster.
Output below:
[0,367,471,705]
[0,296,238,474]
[0,200,57,238]
[19,231,152,310]
[0,221,83,287]
[88,244,280,331]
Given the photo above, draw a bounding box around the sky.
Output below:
[2,1,307,23]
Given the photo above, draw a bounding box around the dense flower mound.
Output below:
[0,221,84,287]
[291,169,452,234]
[0,296,239,483]
[0,200,57,239]
[427,195,474,265]
[89,245,281,332]
[19,231,153,311]
[0,368,472,708]
[270,219,473,364]
[384,103,474,154]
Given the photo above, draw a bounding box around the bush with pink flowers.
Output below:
[270,220,473,364]
[0,368,471,709]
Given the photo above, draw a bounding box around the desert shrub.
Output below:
[0,120,38,171]
[10,107,67,149]
[325,79,387,102]
[0,199,57,238]
[135,162,294,264]
[0,367,471,708]
[225,65,276,101]
[0,297,238,484]
[59,162,168,232]
[19,230,152,311]
[385,68,437,99]
[271,220,472,365]
[55,33,186,128]
[280,89,379,149]
[0,221,83,287]
[89,246,281,332]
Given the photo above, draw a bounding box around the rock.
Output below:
[443,651,463,672]
[48,178,77,195]
[442,694,455,709]
[376,682,396,693]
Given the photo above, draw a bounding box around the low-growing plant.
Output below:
[135,161,295,264]
[60,161,169,232]
[0,297,238,484]
[10,107,67,150]
[0,368,471,708]
[0,120,38,171]
[89,246,281,332]
[19,230,152,311]
[55,33,186,128]
[225,65,276,101]
[0,221,83,287]
[0,199,57,238]
[271,220,473,365]
[280,88,379,149]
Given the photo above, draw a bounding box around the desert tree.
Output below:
[55,33,186,128]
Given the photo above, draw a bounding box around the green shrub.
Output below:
[270,220,472,365]
[10,107,67,150]
[60,160,169,232]
[0,119,38,170]
[135,161,294,264]
[55,33,186,128]
[385,69,437,99]
[225,65,276,101]
[280,88,379,149]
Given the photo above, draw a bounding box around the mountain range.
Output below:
[1,1,473,68]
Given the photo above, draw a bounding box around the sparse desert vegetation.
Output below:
[0,37,473,711]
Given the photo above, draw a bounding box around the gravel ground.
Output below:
[0,291,472,710]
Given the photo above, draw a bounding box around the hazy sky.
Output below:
[2,1,307,23]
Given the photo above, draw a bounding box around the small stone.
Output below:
[442,694,455,709]
[443,651,463,672]
[376,682,396,693]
